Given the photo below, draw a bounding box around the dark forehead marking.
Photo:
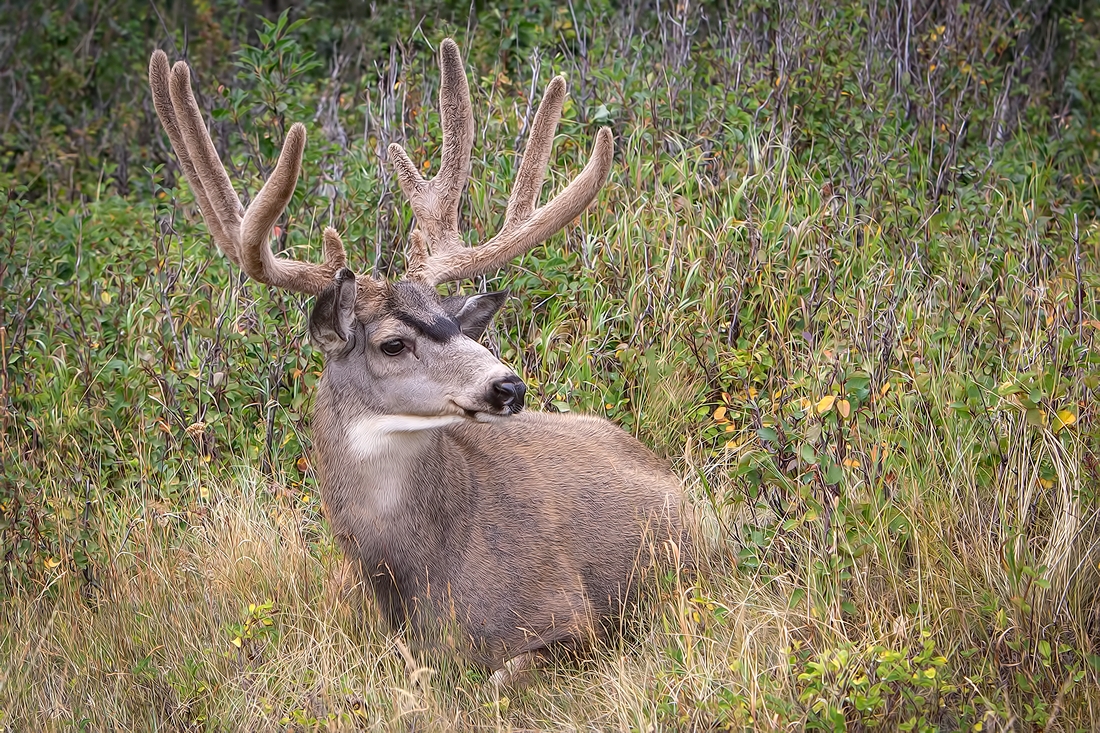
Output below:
[389,282,461,343]
[394,309,460,342]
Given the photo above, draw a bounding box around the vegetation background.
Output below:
[1,0,1098,729]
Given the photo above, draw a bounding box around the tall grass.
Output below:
[2,0,1099,729]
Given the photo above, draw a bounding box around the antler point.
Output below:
[286,123,307,150]
[149,51,170,90]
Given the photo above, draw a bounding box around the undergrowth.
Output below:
[2,0,1099,729]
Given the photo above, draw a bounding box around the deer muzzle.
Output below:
[488,375,527,414]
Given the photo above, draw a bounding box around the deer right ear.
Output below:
[442,291,508,340]
[309,268,357,354]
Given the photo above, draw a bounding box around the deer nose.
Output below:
[490,376,527,413]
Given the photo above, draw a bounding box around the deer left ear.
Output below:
[309,269,358,354]
[442,291,508,340]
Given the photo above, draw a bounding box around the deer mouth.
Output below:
[451,400,520,423]
[451,376,526,421]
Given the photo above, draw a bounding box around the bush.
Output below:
[1,0,1098,728]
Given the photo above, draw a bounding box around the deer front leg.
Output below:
[489,651,539,687]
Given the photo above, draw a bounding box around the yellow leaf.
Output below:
[837,399,851,418]
[713,405,728,422]
[100,290,112,305]
[724,424,737,432]
[44,556,61,569]
[231,637,242,648]
[1054,409,1076,433]
[816,395,837,414]
[1039,478,1054,489]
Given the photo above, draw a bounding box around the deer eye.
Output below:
[380,339,406,356]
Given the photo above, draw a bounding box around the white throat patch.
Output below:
[343,414,464,514]
[345,414,465,459]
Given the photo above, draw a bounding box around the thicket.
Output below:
[1,0,1098,729]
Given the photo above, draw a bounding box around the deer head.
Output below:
[148,40,612,423]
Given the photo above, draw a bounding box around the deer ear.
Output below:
[442,291,508,340]
[309,269,357,353]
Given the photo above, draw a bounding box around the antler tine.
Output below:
[149,50,346,296]
[388,38,475,273]
[504,76,567,227]
[410,69,614,286]
[150,50,240,263]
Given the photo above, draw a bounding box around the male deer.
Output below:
[149,39,688,683]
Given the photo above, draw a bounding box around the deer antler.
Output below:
[149,50,346,295]
[389,39,614,286]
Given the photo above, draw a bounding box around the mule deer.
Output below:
[149,39,688,682]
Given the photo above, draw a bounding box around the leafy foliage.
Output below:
[1,0,1099,729]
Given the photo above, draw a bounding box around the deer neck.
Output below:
[314,404,464,519]
[345,414,464,493]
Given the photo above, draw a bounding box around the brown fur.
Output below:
[305,276,688,673]
[149,38,688,678]
[314,356,687,669]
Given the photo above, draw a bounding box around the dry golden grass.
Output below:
[5,424,1097,731]
[0,474,788,731]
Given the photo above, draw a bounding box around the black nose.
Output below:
[490,376,527,413]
